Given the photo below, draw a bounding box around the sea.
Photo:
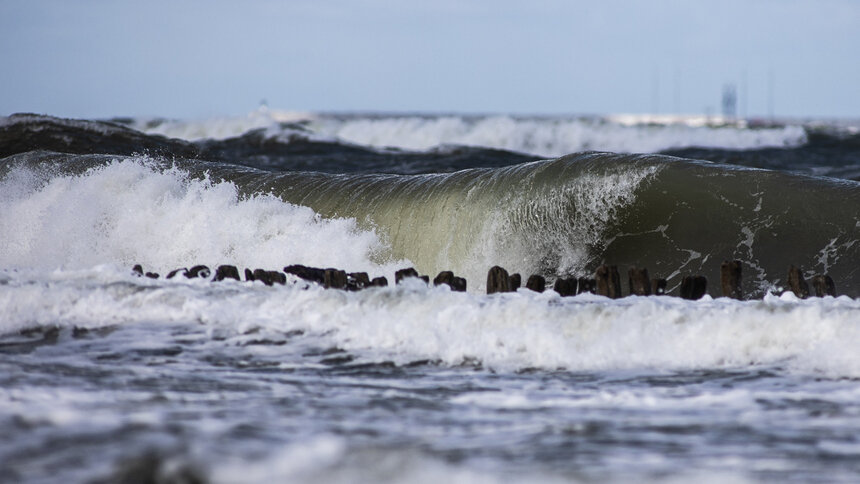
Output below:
[1,109,859,483]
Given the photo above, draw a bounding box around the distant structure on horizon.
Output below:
[722,84,737,119]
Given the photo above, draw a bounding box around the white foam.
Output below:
[1,272,858,378]
[130,107,316,141]
[0,158,405,276]
[314,115,808,157]
[464,162,659,281]
[126,110,809,157]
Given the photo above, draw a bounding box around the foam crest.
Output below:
[476,162,659,278]
[0,159,403,275]
[2,274,858,377]
[127,111,809,157]
[316,115,808,157]
[130,108,315,141]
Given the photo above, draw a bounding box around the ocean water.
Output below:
[1,111,859,483]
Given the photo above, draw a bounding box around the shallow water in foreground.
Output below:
[1,271,859,483]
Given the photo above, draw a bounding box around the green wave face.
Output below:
[212,153,858,296]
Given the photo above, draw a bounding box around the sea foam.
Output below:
[130,110,809,157]
[1,272,858,378]
[0,158,405,276]
[318,115,808,156]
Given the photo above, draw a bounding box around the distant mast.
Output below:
[721,84,737,122]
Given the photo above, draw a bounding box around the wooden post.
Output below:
[284,264,326,284]
[433,271,466,291]
[628,267,651,296]
[271,271,286,285]
[188,265,211,279]
[720,260,743,299]
[253,268,271,285]
[509,273,522,290]
[487,266,512,294]
[132,264,144,276]
[244,268,255,281]
[595,265,622,299]
[577,277,595,294]
[434,271,455,287]
[651,278,667,295]
[214,265,241,281]
[680,276,707,300]
[787,265,809,298]
[253,269,285,286]
[553,277,577,296]
[526,275,546,293]
[324,269,348,289]
[451,276,467,292]
[811,274,835,297]
[395,267,419,284]
[347,272,370,291]
[370,276,389,287]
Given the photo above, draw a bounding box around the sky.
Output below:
[1,0,858,120]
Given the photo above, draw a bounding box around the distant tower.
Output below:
[721,84,737,119]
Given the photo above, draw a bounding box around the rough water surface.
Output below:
[1,112,859,483]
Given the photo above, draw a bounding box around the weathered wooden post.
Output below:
[434,271,455,287]
[244,268,255,281]
[680,276,707,300]
[553,277,577,296]
[787,265,809,298]
[370,276,389,287]
[347,272,370,291]
[253,268,271,285]
[509,273,522,290]
[651,278,667,295]
[431,271,466,291]
[284,264,326,284]
[214,265,241,281]
[577,277,595,294]
[595,265,622,299]
[324,269,348,289]
[188,265,211,279]
[811,274,835,297]
[253,269,286,286]
[395,267,420,284]
[628,267,651,296]
[526,275,546,293]
[720,260,743,299]
[487,266,512,294]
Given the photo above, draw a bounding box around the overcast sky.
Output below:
[1,0,858,119]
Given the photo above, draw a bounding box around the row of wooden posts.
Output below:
[486,262,836,299]
[132,260,837,299]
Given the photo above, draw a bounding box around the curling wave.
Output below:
[2,151,858,296]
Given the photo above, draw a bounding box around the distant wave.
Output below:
[123,109,812,156]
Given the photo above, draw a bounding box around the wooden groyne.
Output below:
[131,260,841,299]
